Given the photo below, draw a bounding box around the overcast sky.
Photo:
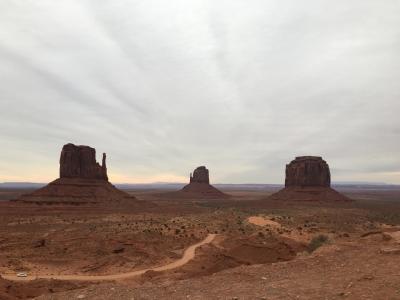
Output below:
[0,0,399,184]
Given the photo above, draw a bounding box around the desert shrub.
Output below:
[307,234,329,253]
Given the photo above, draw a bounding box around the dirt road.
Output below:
[1,234,216,282]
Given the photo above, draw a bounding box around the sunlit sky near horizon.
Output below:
[0,0,399,184]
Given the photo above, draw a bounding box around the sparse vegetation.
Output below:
[1,186,400,299]
[307,234,329,253]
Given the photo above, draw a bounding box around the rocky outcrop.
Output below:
[18,143,136,205]
[269,156,350,202]
[190,166,210,184]
[60,143,108,180]
[179,166,229,198]
[285,156,330,188]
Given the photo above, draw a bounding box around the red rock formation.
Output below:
[18,143,136,205]
[285,156,330,188]
[179,166,228,198]
[190,166,210,184]
[60,143,108,180]
[269,156,350,202]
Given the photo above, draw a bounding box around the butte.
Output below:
[268,156,350,201]
[167,166,229,199]
[18,143,137,205]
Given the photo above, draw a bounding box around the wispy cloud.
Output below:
[0,0,399,184]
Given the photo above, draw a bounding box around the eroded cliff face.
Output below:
[18,143,135,204]
[269,156,349,202]
[60,143,108,181]
[190,166,210,184]
[285,156,330,188]
[179,166,228,198]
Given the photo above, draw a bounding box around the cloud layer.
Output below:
[0,0,399,184]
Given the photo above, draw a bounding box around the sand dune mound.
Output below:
[221,236,304,265]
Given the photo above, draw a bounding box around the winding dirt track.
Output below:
[1,234,216,282]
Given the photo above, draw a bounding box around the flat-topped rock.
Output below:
[60,143,108,180]
[285,156,330,188]
[190,166,210,184]
[179,166,229,198]
[17,143,136,205]
[269,156,350,202]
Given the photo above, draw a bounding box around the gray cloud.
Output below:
[0,0,399,184]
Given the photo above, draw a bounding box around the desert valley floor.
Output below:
[0,185,400,299]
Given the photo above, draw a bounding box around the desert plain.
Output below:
[1,184,400,300]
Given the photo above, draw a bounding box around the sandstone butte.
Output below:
[269,156,350,201]
[18,143,136,205]
[180,166,229,198]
